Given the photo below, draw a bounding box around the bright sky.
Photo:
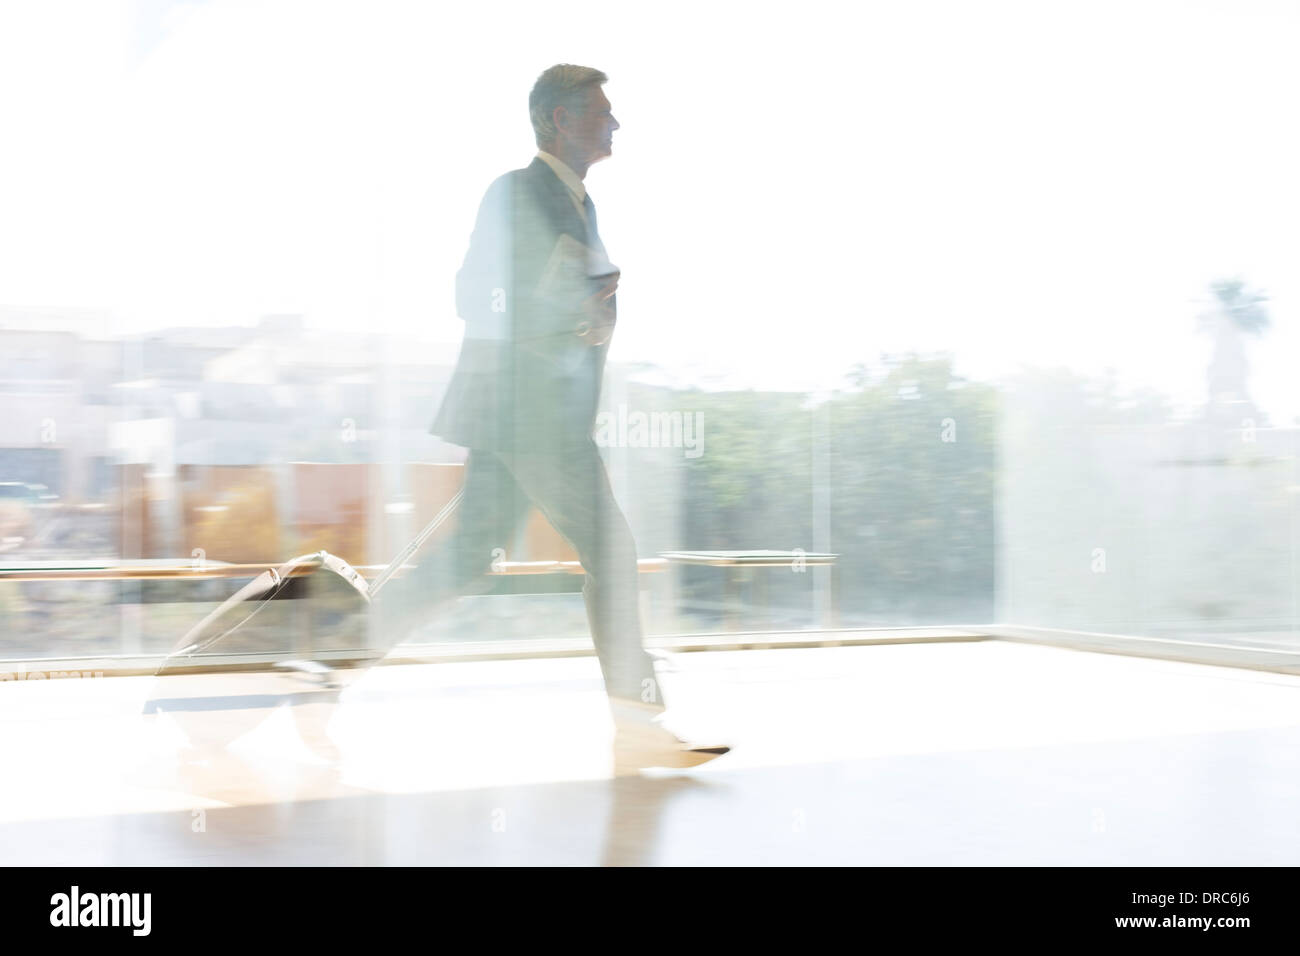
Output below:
[1,0,1298,421]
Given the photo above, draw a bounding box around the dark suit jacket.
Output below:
[430,157,616,452]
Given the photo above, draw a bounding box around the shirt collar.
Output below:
[536,150,586,203]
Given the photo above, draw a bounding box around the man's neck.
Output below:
[543,143,589,180]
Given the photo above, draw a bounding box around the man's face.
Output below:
[561,85,619,165]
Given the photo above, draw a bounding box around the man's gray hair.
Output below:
[529,64,608,147]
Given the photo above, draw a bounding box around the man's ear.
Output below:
[551,105,570,136]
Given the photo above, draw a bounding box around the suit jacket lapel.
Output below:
[527,156,595,246]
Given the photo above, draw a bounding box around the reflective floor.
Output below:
[3,640,1300,865]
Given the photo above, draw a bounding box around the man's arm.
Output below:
[454,175,516,339]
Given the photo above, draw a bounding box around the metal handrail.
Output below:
[0,556,670,582]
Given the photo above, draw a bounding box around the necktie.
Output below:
[582,193,598,237]
[582,192,610,264]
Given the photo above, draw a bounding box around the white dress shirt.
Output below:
[536,150,589,226]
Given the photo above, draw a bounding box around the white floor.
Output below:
[2,639,1299,864]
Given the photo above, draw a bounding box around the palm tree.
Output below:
[1198,278,1269,416]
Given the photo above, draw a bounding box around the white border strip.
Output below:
[970,623,1300,675]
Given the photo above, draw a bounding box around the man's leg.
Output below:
[370,450,530,651]
[497,440,661,707]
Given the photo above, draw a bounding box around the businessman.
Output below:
[375,64,727,764]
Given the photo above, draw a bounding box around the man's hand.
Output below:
[576,276,618,346]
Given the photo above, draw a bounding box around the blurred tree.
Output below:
[827,354,997,623]
[1199,277,1270,418]
[677,388,813,550]
[651,354,999,626]
[1203,278,1271,335]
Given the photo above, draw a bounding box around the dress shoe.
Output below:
[607,696,731,768]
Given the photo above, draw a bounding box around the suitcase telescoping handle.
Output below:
[367,488,464,597]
